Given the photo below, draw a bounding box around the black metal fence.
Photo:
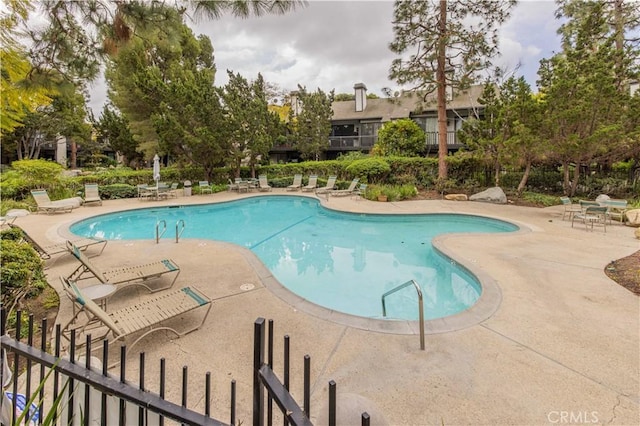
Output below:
[1,310,370,426]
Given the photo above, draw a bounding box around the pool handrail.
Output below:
[381,279,425,350]
[156,219,167,243]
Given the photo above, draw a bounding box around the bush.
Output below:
[0,199,33,216]
[364,184,417,201]
[0,236,47,311]
[98,183,137,200]
[345,158,391,183]
[374,118,427,157]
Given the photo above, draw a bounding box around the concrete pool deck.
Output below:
[12,190,639,425]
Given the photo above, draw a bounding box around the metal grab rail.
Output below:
[175,219,185,243]
[381,280,425,350]
[155,219,167,243]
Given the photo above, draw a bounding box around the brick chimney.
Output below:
[354,83,367,112]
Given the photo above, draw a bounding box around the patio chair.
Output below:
[353,183,367,200]
[7,223,107,260]
[330,178,360,197]
[601,199,628,224]
[560,196,581,221]
[571,206,608,232]
[83,183,103,206]
[60,277,212,357]
[65,240,180,293]
[315,176,337,195]
[301,175,318,192]
[198,180,213,195]
[258,175,272,192]
[228,178,239,191]
[30,189,81,214]
[168,182,180,198]
[287,174,303,191]
[578,200,600,213]
[136,184,153,200]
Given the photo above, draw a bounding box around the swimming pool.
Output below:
[70,196,519,321]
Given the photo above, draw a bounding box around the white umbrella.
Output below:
[152,154,160,186]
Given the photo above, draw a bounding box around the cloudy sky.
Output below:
[88,0,562,112]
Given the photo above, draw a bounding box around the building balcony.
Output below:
[327,136,377,150]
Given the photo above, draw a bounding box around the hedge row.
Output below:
[1,158,638,203]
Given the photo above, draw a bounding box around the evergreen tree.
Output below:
[291,86,334,161]
[220,72,280,177]
[539,0,636,195]
[388,0,515,180]
[91,104,142,168]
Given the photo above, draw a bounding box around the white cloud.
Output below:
[88,0,562,113]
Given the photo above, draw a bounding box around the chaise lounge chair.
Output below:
[258,174,272,192]
[83,183,103,206]
[30,189,82,214]
[66,241,180,293]
[315,176,337,195]
[8,223,107,260]
[330,178,360,197]
[287,174,303,191]
[301,175,318,192]
[60,277,212,357]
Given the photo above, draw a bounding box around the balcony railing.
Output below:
[327,136,376,149]
[269,131,462,155]
[425,131,459,146]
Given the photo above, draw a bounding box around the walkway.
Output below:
[13,190,639,425]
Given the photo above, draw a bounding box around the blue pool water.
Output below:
[70,196,518,320]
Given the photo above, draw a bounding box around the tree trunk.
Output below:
[562,161,571,195]
[494,160,500,187]
[436,0,448,180]
[70,139,77,169]
[570,162,581,197]
[613,0,624,91]
[517,161,532,196]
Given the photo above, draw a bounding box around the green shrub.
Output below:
[99,183,137,199]
[364,184,417,201]
[11,159,64,186]
[0,238,47,311]
[345,158,391,183]
[374,118,426,157]
[0,199,33,216]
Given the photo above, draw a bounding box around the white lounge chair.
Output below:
[302,175,318,192]
[315,176,337,195]
[258,175,272,192]
[287,174,303,191]
[83,183,103,205]
[330,178,360,197]
[30,189,81,214]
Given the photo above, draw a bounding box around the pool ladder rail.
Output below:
[381,279,425,350]
[155,219,185,243]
